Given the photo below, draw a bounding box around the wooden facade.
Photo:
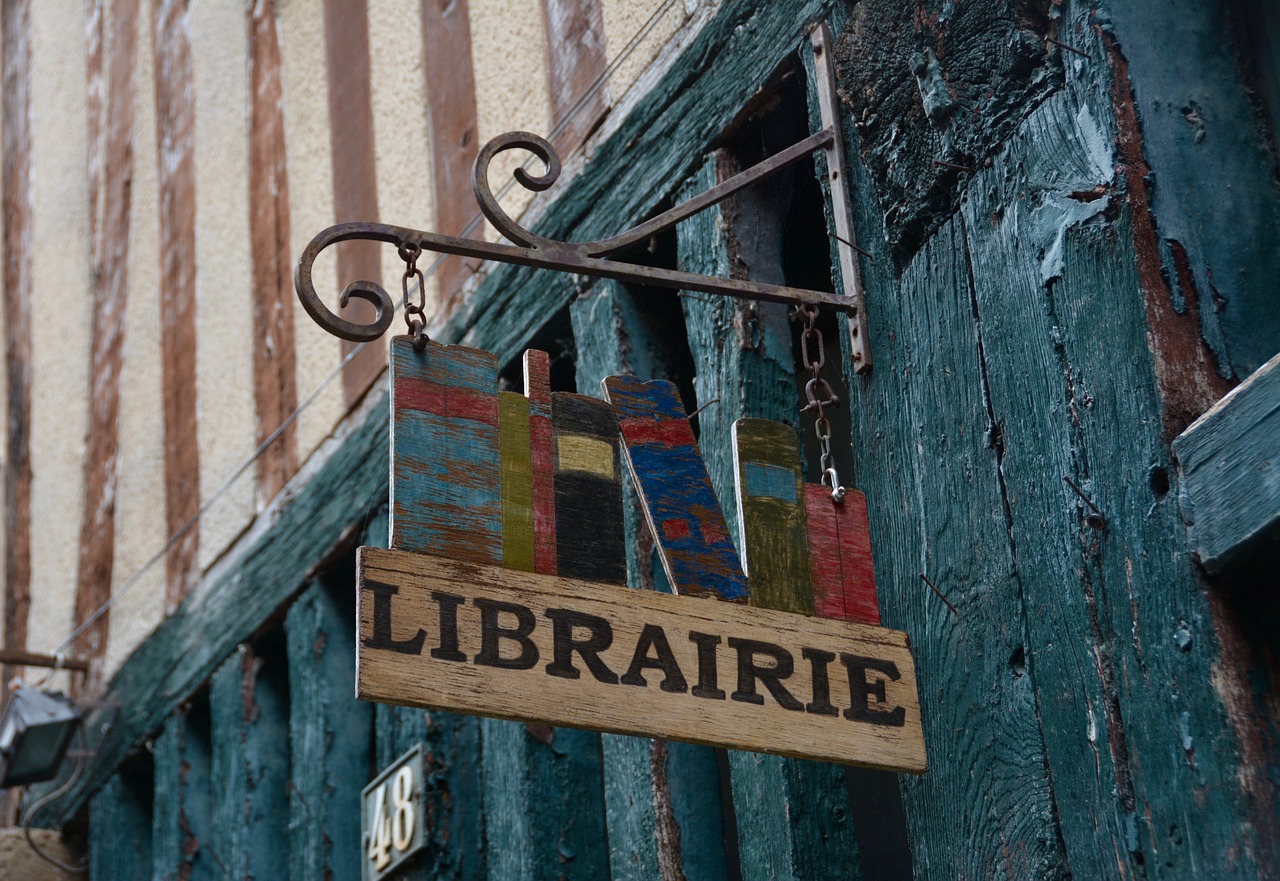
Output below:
[2,0,1279,878]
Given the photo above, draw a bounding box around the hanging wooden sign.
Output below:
[356,337,926,773]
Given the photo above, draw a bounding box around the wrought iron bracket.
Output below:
[295,24,870,370]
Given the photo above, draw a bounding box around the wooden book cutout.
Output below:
[390,336,502,564]
[523,350,557,575]
[805,484,879,625]
[552,392,626,584]
[603,376,749,603]
[499,390,535,572]
[731,419,815,614]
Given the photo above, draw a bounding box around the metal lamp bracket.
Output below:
[295,24,871,372]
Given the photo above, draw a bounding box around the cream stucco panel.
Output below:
[26,0,90,684]
[192,0,256,571]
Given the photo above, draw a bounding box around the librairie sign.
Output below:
[353,338,926,773]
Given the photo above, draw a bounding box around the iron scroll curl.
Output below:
[294,128,860,345]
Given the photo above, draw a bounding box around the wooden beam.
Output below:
[0,648,90,671]
[248,0,298,505]
[541,0,608,152]
[1173,351,1280,575]
[151,0,201,611]
[2,0,34,692]
[151,704,214,880]
[323,0,385,407]
[90,766,153,879]
[420,0,480,317]
[77,0,141,682]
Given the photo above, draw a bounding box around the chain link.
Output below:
[797,305,846,502]
[399,242,429,350]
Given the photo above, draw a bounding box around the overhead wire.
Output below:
[54,0,686,658]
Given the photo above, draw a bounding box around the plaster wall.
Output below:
[25,0,90,685]
[192,0,256,572]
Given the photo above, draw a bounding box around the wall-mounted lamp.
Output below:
[0,687,82,788]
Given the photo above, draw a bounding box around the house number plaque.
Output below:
[361,745,426,881]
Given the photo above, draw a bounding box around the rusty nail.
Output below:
[1063,475,1106,529]
[829,232,875,262]
[931,159,974,173]
[919,573,958,617]
[1044,36,1090,59]
[677,292,711,303]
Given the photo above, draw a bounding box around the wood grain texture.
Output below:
[324,0,384,405]
[90,768,152,880]
[421,0,480,315]
[500,391,535,573]
[390,336,502,563]
[676,151,863,881]
[524,349,557,574]
[805,485,879,626]
[2,0,33,688]
[731,418,813,615]
[151,705,213,881]
[152,0,201,611]
[210,642,290,881]
[570,282,733,881]
[286,572,374,881]
[553,391,625,584]
[248,0,298,504]
[1173,351,1280,574]
[358,547,925,770]
[77,0,141,678]
[605,375,748,601]
[541,0,608,152]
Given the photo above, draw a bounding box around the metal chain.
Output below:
[798,305,846,502]
[400,242,429,350]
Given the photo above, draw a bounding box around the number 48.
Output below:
[367,765,416,871]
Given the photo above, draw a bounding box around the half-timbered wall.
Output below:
[4,1,1280,879]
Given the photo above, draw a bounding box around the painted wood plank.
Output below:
[552,391,626,584]
[604,375,748,601]
[286,571,374,881]
[152,703,214,881]
[90,767,152,881]
[541,0,608,152]
[570,282,732,881]
[2,0,34,704]
[1173,350,1280,574]
[420,0,480,314]
[390,336,502,564]
[75,0,140,683]
[248,0,298,504]
[676,151,864,881]
[731,418,813,615]
[152,0,201,611]
[210,640,290,881]
[324,0,385,405]
[524,349,558,575]
[358,547,925,770]
[499,391,535,573]
[804,485,880,627]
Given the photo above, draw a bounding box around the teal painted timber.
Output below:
[90,768,152,881]
[1173,351,1280,574]
[570,281,732,881]
[677,154,862,881]
[286,569,374,881]
[210,641,290,881]
[42,388,392,824]
[152,706,214,881]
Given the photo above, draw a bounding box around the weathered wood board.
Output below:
[356,547,925,772]
[390,336,501,564]
[499,391,535,573]
[552,392,626,584]
[604,375,750,602]
[524,349,557,575]
[1173,350,1280,575]
[805,485,880,626]
[731,418,814,615]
